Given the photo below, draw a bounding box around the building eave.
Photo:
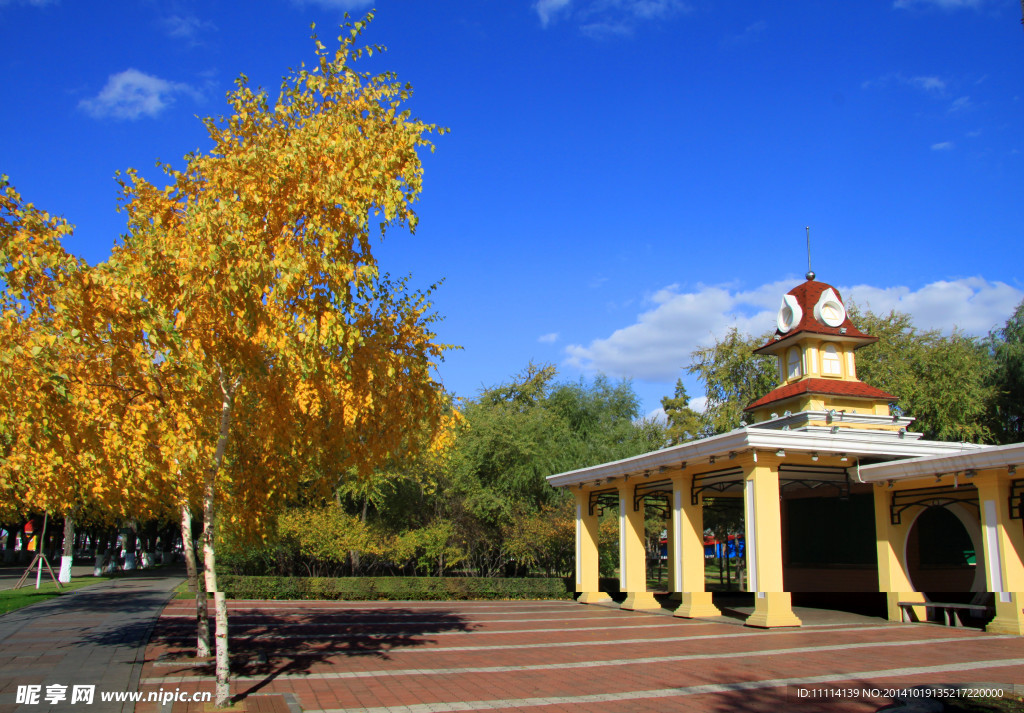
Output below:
[545,425,986,489]
[856,441,1024,483]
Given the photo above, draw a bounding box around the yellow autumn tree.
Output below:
[116,17,449,705]
[0,179,171,573]
[1,175,218,659]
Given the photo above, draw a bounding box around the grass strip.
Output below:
[0,575,111,616]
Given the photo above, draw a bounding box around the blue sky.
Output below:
[2,0,1023,417]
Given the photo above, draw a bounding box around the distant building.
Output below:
[547,273,1024,634]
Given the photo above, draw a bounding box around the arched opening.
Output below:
[906,505,985,599]
[786,347,802,380]
[821,344,842,376]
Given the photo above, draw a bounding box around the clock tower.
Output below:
[745,273,902,431]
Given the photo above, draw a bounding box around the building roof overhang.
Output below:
[745,378,898,412]
[856,441,1024,483]
[754,331,877,357]
[546,421,986,489]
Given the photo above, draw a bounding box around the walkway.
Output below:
[140,598,1024,712]
[0,566,185,713]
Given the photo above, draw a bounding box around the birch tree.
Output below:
[116,17,449,706]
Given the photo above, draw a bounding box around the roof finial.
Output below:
[805,226,815,281]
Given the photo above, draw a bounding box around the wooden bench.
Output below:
[898,601,990,627]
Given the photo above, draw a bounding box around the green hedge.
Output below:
[217,575,575,601]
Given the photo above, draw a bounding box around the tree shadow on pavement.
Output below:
[147,605,474,700]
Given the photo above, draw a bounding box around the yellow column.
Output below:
[666,501,679,600]
[672,474,720,618]
[618,480,660,610]
[743,458,801,628]
[873,483,925,622]
[574,490,611,604]
[976,474,1024,635]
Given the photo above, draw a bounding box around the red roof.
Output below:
[745,377,897,412]
[755,280,875,354]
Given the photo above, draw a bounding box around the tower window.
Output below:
[787,347,802,380]
[822,344,841,376]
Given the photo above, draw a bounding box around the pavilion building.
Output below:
[546,273,1024,634]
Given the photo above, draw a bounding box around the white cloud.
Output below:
[931,141,955,150]
[295,0,374,8]
[723,20,767,47]
[580,21,633,39]
[535,0,572,27]
[162,14,217,42]
[862,73,947,95]
[948,96,972,113]
[645,406,668,424]
[624,0,688,20]
[536,0,689,34]
[565,277,1023,383]
[565,280,790,382]
[79,69,198,120]
[845,278,1023,336]
[538,332,560,344]
[894,0,982,8]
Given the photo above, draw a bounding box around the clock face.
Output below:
[814,288,846,327]
[777,294,802,333]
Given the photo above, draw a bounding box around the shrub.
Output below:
[218,575,574,600]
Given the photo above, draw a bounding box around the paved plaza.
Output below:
[138,598,1024,713]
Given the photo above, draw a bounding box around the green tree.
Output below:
[850,306,996,443]
[446,364,665,574]
[687,328,777,435]
[660,379,706,445]
[989,300,1024,444]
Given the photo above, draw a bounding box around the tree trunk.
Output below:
[203,372,238,707]
[725,542,731,590]
[181,503,211,658]
[3,523,17,563]
[59,513,75,583]
[123,521,137,570]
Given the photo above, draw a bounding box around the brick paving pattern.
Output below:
[138,600,1024,713]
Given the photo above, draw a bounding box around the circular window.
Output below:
[777,294,802,333]
[814,288,846,327]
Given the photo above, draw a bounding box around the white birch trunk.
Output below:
[203,373,238,708]
[59,514,75,583]
[181,503,211,658]
[123,523,137,571]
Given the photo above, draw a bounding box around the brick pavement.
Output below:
[138,599,1024,712]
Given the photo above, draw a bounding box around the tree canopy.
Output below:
[683,328,777,436]
[2,16,452,707]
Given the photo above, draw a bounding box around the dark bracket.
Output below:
[780,476,850,499]
[1010,479,1023,520]
[641,493,672,518]
[890,485,979,525]
[691,467,744,505]
[778,466,851,499]
[633,478,673,512]
[588,488,619,517]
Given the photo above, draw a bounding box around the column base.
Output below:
[745,592,802,628]
[621,591,661,610]
[887,591,926,623]
[674,591,721,618]
[986,593,1024,635]
[577,591,612,604]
